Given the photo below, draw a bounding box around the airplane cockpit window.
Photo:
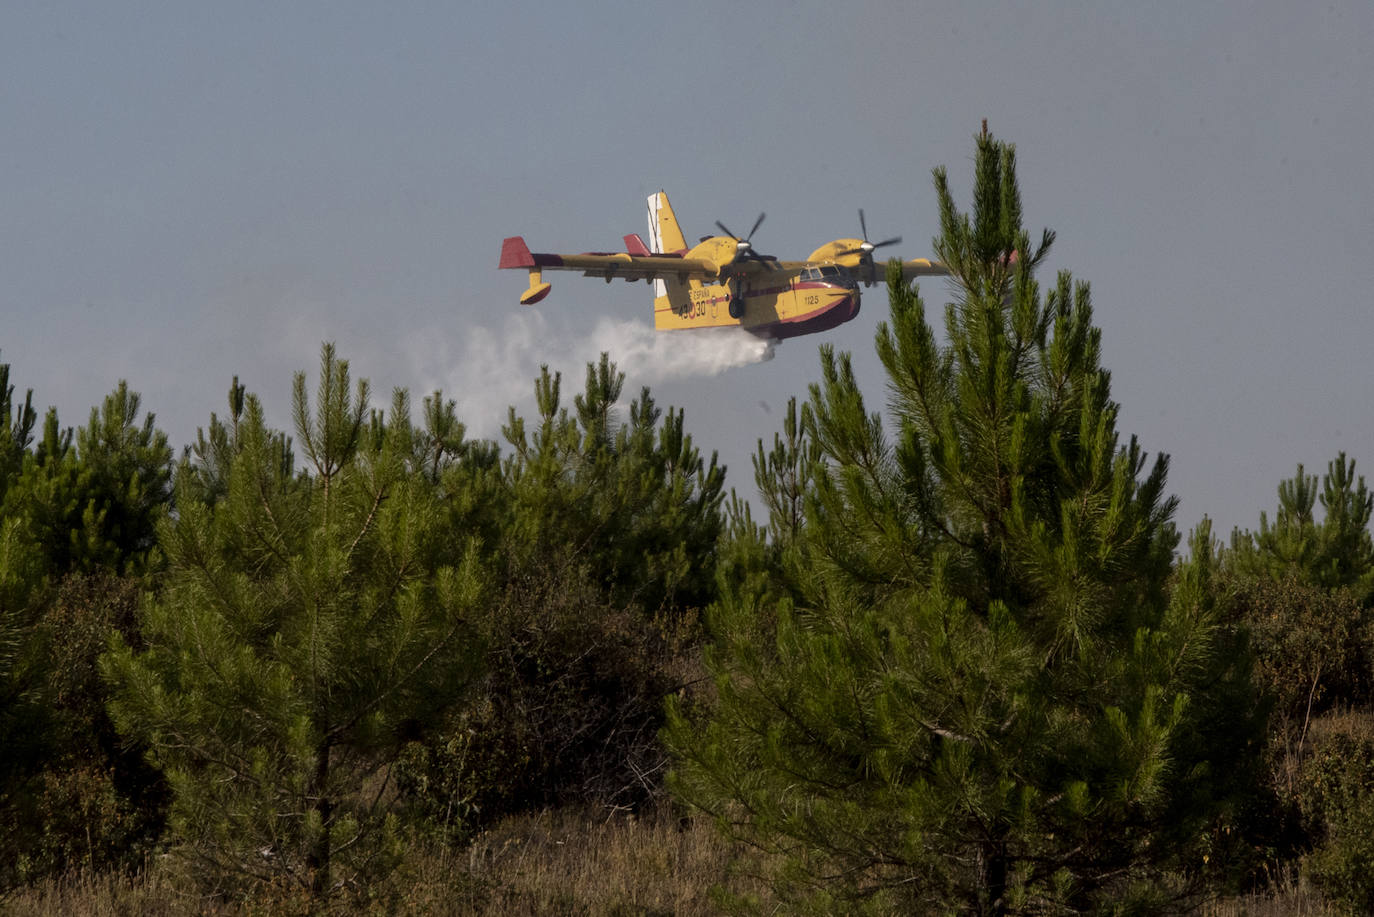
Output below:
[822,265,855,286]
[799,264,856,286]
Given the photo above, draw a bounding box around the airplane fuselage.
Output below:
[654,263,860,340]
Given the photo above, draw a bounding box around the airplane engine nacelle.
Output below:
[811,239,888,286]
[683,236,738,274]
[808,239,865,264]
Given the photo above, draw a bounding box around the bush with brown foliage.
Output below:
[2,574,166,890]
[400,559,702,833]
[1296,713,1374,915]
[1233,577,1370,730]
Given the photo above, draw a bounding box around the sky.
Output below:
[3,1,1373,541]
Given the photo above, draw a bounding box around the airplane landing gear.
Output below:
[727,278,745,319]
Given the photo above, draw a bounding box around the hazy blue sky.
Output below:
[4,1,1372,539]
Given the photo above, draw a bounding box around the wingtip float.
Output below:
[499,192,946,341]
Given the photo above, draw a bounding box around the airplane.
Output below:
[498,192,946,340]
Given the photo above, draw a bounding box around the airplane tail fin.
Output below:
[646,191,687,255]
[646,191,688,304]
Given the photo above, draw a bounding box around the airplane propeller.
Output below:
[715,212,771,266]
[837,209,902,258]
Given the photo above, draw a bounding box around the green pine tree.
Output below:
[1,383,172,580]
[501,354,726,615]
[103,345,485,900]
[0,360,37,505]
[666,131,1260,914]
[711,396,819,648]
[1229,453,1374,600]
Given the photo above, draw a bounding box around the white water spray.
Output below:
[582,315,774,380]
[408,313,775,438]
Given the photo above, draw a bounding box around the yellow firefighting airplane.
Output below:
[499,192,946,340]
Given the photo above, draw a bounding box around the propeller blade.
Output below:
[747,211,766,241]
[837,238,903,257]
[717,213,771,265]
[838,209,902,256]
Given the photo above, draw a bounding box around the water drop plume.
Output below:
[409,313,774,438]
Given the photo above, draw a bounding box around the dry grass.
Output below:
[7,809,1345,916]
[1306,707,1374,745]
[423,805,754,915]
[2,806,751,916]
[2,862,190,917]
[1202,874,1336,917]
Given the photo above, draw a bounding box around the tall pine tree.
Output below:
[666,131,1260,914]
[104,345,485,900]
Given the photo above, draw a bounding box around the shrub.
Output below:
[1233,577,1370,727]
[1298,715,1374,914]
[1,574,167,890]
[400,562,701,832]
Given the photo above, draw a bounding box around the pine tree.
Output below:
[666,131,1260,914]
[103,345,485,900]
[0,359,41,617]
[0,360,36,505]
[1,383,172,579]
[711,396,819,647]
[501,354,726,615]
[1229,453,1374,600]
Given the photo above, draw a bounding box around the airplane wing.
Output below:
[499,236,723,280]
[500,236,730,304]
[845,256,948,287]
